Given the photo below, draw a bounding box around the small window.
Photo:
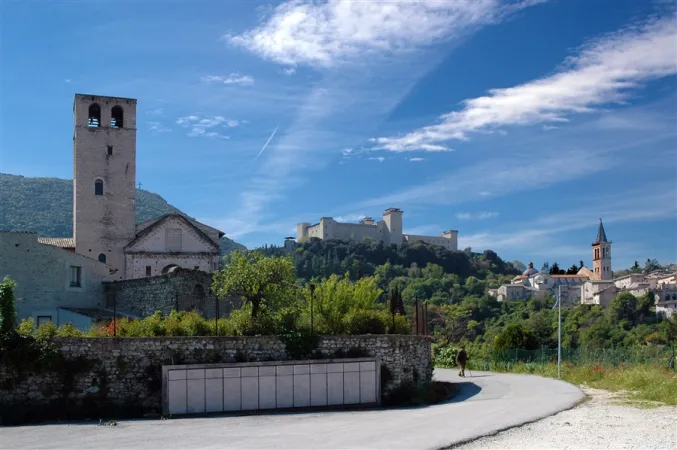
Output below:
[37,315,52,327]
[70,266,82,287]
[88,103,101,127]
[145,266,152,277]
[107,145,113,155]
[95,179,104,196]
[111,106,124,128]
[98,253,106,263]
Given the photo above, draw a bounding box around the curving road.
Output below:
[2,370,585,450]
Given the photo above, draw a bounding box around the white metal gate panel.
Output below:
[163,358,380,416]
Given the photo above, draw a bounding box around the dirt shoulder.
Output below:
[454,387,677,450]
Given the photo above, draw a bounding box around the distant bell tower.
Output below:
[592,218,612,280]
[73,94,137,278]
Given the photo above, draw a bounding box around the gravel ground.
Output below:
[455,387,677,450]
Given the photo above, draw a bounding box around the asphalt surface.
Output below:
[1,370,585,450]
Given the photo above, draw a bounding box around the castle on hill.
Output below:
[296,208,458,251]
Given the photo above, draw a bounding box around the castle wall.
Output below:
[403,234,457,251]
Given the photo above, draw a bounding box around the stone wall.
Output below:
[0,335,431,424]
[104,268,237,318]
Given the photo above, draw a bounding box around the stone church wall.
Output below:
[104,268,231,318]
[0,335,432,424]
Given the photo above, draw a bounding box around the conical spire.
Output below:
[593,218,608,245]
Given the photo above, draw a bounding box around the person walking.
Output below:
[456,345,468,377]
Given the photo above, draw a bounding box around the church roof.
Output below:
[125,214,221,251]
[593,219,609,245]
[37,237,75,249]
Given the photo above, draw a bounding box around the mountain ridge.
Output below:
[0,173,246,256]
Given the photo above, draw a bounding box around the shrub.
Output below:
[17,317,35,336]
[343,309,387,335]
[55,323,83,337]
[35,321,57,340]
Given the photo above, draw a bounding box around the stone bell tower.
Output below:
[592,218,612,280]
[73,94,137,277]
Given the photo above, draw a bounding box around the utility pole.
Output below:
[557,285,562,379]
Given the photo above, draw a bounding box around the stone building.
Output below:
[35,94,225,280]
[0,231,115,327]
[297,208,458,251]
[103,267,237,319]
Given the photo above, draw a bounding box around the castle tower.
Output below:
[592,218,612,280]
[382,208,403,245]
[73,94,137,277]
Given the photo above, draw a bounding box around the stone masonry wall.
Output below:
[0,335,431,424]
[104,268,235,318]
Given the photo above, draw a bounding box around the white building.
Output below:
[296,208,458,251]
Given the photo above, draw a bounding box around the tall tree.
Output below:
[0,276,17,334]
[212,252,296,318]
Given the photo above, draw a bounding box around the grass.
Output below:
[469,361,677,407]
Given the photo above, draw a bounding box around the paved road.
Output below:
[2,370,585,450]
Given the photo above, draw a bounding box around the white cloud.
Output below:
[149,108,165,115]
[409,157,425,162]
[368,156,385,163]
[64,79,72,83]
[372,14,677,151]
[283,67,296,75]
[456,211,499,220]
[176,115,235,138]
[147,121,171,133]
[216,0,545,239]
[227,0,540,68]
[202,73,255,86]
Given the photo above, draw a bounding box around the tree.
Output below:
[549,262,564,275]
[309,273,383,334]
[389,286,406,332]
[0,276,17,334]
[566,264,579,275]
[644,258,662,274]
[609,292,638,326]
[212,252,296,318]
[579,260,585,270]
[494,324,539,350]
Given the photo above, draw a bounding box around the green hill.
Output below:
[0,173,245,255]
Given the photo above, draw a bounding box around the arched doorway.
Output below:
[162,264,179,275]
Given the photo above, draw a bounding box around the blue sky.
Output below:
[2,0,676,270]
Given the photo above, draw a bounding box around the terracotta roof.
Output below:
[38,237,75,248]
[551,274,590,278]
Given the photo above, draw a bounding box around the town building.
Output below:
[490,220,611,304]
[296,208,458,251]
